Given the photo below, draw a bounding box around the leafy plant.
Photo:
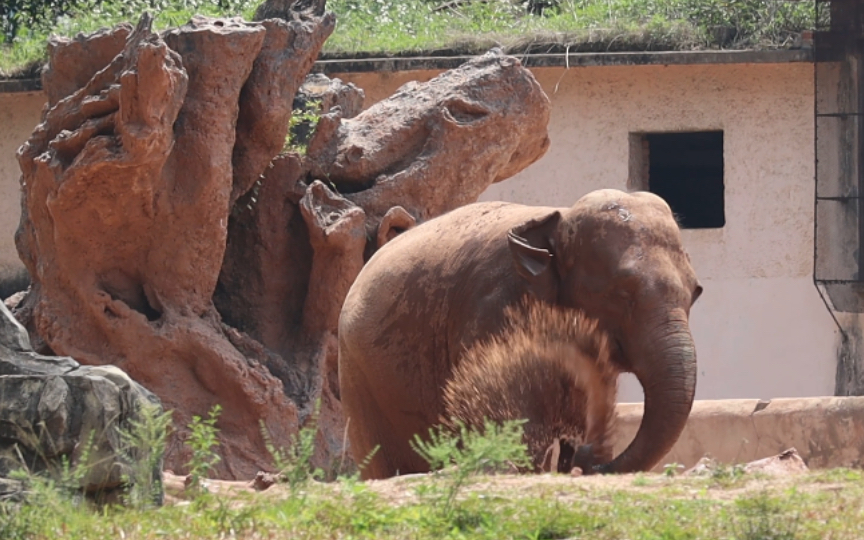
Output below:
[0,470,80,538]
[261,405,325,492]
[1,461,864,538]
[0,499,37,540]
[662,461,684,477]
[1,0,91,43]
[185,404,222,493]
[411,418,530,516]
[119,403,173,508]
[283,98,323,156]
[187,491,258,537]
[710,461,747,487]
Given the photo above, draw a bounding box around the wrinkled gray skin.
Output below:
[338,189,702,480]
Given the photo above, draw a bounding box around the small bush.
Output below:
[119,404,172,508]
[185,404,222,493]
[411,418,530,516]
[662,462,684,477]
[261,404,324,492]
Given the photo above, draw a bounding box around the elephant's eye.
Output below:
[615,288,635,307]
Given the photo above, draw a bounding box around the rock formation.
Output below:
[0,302,164,501]
[13,0,551,478]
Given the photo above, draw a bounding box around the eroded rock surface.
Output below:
[15,0,551,478]
[42,23,133,107]
[15,13,313,478]
[0,303,164,500]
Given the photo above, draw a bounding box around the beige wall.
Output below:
[0,62,839,402]
[333,62,838,402]
[0,91,43,278]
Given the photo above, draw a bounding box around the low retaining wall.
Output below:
[613,397,864,471]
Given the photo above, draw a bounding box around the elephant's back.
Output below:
[341,201,554,332]
[366,200,558,276]
[338,200,556,404]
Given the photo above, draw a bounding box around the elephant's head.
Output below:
[507,189,702,474]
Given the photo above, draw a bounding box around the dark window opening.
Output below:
[630,131,726,229]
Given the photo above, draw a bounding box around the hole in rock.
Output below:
[445,99,489,124]
[99,271,162,322]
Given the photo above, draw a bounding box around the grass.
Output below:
[2,468,863,539]
[3,405,864,540]
[0,0,817,79]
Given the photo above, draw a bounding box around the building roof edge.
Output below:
[0,49,813,94]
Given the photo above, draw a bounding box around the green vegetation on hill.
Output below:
[1,0,816,79]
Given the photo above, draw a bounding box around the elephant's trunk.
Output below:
[597,311,697,474]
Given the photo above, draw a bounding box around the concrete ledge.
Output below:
[314,49,813,74]
[613,397,864,471]
[1,49,813,94]
[0,79,43,94]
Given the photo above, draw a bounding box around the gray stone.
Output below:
[0,302,164,501]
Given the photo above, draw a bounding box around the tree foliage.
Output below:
[1,0,89,43]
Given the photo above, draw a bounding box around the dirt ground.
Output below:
[162,448,849,507]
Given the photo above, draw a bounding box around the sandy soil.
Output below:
[161,448,848,507]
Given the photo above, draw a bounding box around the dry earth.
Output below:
[161,449,846,507]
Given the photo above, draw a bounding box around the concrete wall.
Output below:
[0,91,42,291]
[615,397,864,470]
[0,61,840,402]
[332,63,839,402]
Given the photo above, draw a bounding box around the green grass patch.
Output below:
[1,471,863,540]
[1,0,817,79]
[1,405,862,540]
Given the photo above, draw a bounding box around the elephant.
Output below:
[338,188,702,480]
[442,299,618,473]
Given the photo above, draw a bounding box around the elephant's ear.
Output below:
[507,211,562,280]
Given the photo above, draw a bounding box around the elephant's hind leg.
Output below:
[341,364,431,480]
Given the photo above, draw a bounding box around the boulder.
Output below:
[0,302,164,501]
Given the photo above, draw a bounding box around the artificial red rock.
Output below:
[15,14,302,479]
[41,23,132,107]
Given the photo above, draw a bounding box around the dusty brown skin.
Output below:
[339,189,702,480]
[443,300,618,473]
